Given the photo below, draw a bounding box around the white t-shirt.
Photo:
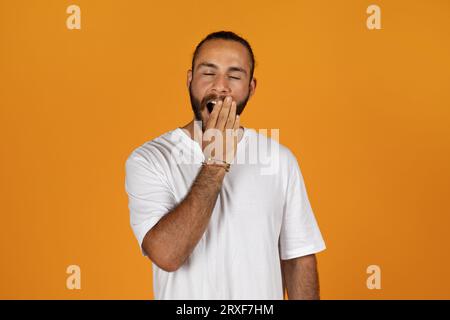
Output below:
[125,127,326,299]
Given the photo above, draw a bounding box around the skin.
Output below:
[281,254,320,299]
[141,38,320,299]
[186,39,256,132]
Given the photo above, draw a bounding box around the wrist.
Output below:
[201,157,231,172]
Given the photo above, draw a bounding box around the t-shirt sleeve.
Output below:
[125,151,176,256]
[279,153,326,260]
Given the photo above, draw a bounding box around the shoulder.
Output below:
[125,129,180,170]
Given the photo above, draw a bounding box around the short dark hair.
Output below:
[191,31,256,80]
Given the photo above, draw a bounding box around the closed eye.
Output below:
[202,73,240,80]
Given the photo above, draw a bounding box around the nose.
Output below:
[211,75,231,95]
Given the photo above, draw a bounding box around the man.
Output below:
[125,31,326,299]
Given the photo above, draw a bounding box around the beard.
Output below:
[189,83,251,123]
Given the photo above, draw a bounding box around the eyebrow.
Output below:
[197,62,248,76]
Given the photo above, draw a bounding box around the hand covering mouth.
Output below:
[204,96,227,113]
[206,100,217,113]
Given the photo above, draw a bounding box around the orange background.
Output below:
[1,0,449,299]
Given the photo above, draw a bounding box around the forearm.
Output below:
[281,254,320,300]
[142,164,226,271]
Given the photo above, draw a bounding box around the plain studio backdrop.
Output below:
[0,0,449,299]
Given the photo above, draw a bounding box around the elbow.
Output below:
[142,243,183,273]
[141,228,185,272]
[152,257,182,273]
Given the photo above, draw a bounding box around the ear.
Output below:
[187,69,193,89]
[249,77,257,98]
